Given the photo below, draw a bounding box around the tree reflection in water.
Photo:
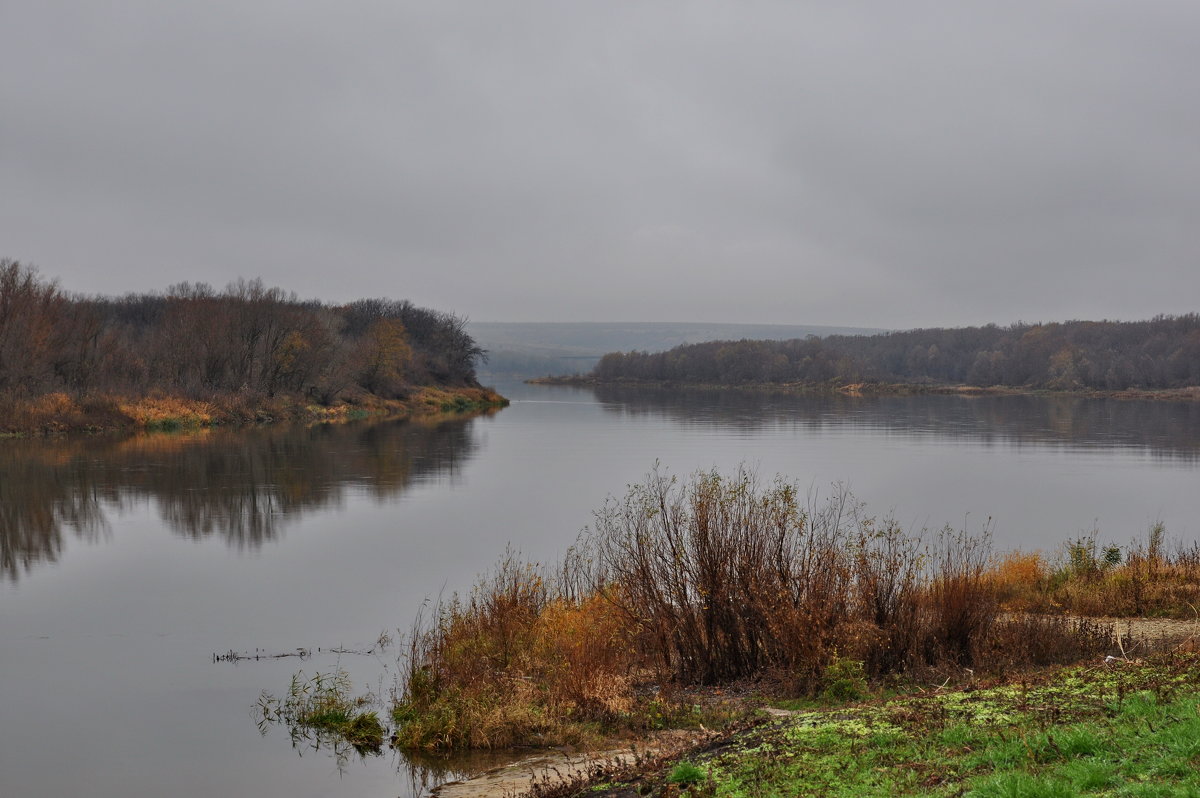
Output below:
[594,386,1200,461]
[0,417,480,582]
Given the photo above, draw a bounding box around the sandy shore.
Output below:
[431,731,714,798]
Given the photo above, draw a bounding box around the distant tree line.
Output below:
[592,316,1200,391]
[0,259,484,402]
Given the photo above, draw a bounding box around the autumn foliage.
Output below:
[0,260,490,432]
[590,316,1200,390]
[394,555,638,750]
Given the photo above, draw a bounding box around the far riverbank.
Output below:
[527,376,1200,402]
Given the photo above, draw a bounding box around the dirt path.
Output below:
[431,749,630,798]
[1095,615,1200,651]
[431,731,711,798]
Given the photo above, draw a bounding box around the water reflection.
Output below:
[400,748,531,796]
[0,417,482,583]
[592,385,1200,460]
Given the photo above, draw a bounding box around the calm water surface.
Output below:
[2,383,1199,797]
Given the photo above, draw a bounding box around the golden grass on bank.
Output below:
[393,555,640,750]
[0,392,82,433]
[0,391,227,433]
[117,395,217,427]
[987,528,1200,618]
[412,386,508,414]
[0,384,505,435]
[986,550,1049,610]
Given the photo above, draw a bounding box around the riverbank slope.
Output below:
[0,384,508,436]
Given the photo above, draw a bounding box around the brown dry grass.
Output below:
[394,555,644,750]
[987,550,1048,606]
[0,384,505,435]
[0,392,85,434]
[412,386,508,414]
[117,395,217,427]
[986,529,1200,619]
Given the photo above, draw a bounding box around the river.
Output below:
[2,382,1198,797]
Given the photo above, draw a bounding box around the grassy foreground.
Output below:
[558,652,1200,798]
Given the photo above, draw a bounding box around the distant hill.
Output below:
[469,321,884,379]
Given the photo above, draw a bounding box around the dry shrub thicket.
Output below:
[394,467,1151,750]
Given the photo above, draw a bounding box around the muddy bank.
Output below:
[432,732,713,798]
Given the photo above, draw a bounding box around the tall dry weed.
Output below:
[926,526,996,666]
[395,552,639,749]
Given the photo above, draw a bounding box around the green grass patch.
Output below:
[668,762,706,785]
[437,395,508,413]
[439,395,477,412]
[653,653,1200,797]
[257,669,385,755]
[821,656,869,702]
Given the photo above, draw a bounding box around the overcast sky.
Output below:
[2,1,1198,328]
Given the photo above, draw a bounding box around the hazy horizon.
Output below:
[5,2,1199,328]
[10,264,1193,331]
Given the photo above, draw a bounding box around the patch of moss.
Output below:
[641,653,1200,798]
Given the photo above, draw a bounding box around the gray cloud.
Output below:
[3,1,1199,327]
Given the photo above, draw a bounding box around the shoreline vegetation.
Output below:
[389,469,1200,753]
[527,375,1200,403]
[527,314,1200,402]
[0,260,506,435]
[0,384,508,436]
[269,466,1200,795]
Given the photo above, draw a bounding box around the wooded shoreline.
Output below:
[0,385,508,436]
[527,375,1200,402]
[0,260,506,435]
